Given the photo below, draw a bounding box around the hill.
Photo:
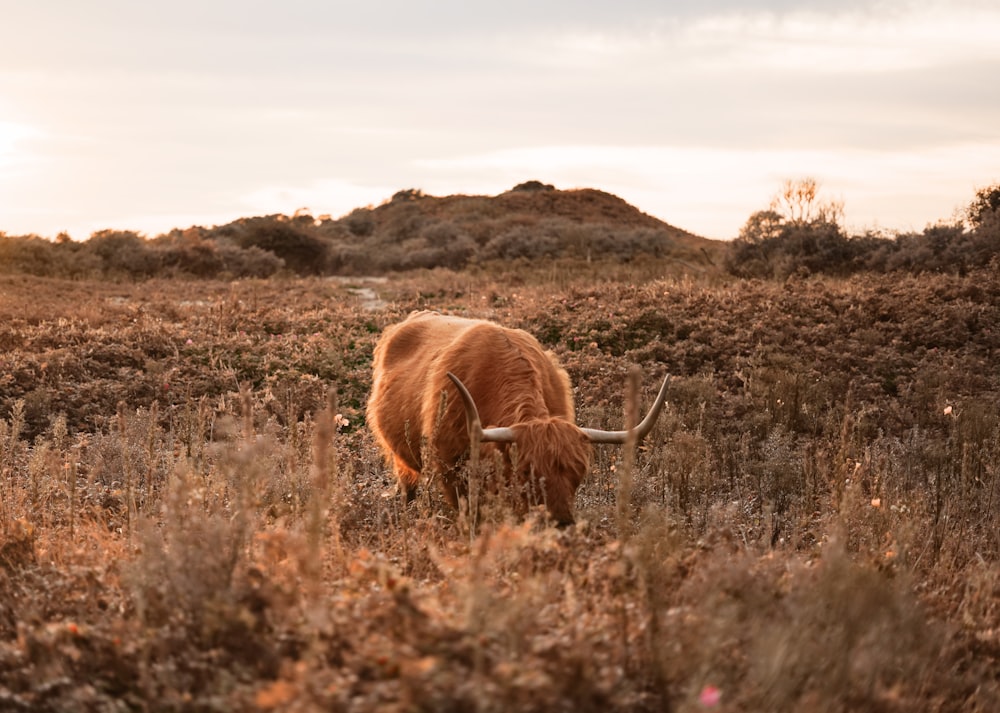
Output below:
[364,182,698,234]
[0,182,724,279]
[229,181,723,274]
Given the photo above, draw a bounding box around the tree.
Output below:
[737,210,784,245]
[770,178,844,226]
[726,179,852,278]
[967,183,1000,229]
[235,217,328,275]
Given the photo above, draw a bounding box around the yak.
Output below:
[366,310,670,525]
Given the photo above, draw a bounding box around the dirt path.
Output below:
[330,276,388,311]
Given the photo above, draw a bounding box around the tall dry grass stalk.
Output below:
[615,366,640,540]
[306,387,340,581]
[0,400,25,532]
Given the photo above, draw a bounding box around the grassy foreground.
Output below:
[1,261,998,712]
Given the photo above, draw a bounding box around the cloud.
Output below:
[0,120,41,172]
[1,0,997,240]
[679,2,1000,73]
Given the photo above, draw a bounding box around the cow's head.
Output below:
[447,371,671,525]
[480,419,591,525]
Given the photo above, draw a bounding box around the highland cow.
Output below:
[367,310,669,525]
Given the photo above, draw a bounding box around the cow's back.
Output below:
[368,310,576,473]
[372,311,477,375]
[367,311,482,472]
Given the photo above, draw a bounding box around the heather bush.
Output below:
[0,233,104,278]
[155,231,226,277]
[87,230,162,278]
[729,219,864,278]
[483,224,562,260]
[230,217,329,275]
[342,207,376,237]
[215,240,285,278]
[1,266,999,711]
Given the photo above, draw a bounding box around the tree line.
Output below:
[1,181,998,280]
[724,180,1000,278]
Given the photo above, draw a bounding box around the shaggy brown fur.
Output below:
[367,310,592,524]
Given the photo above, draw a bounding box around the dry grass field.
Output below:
[1,260,998,711]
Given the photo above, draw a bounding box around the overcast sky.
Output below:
[2,0,999,240]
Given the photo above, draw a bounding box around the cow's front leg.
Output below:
[392,455,420,502]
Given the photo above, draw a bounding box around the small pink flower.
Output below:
[699,685,721,707]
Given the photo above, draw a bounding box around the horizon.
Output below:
[2,0,999,241]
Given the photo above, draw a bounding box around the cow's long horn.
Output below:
[579,373,671,445]
[446,372,517,443]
